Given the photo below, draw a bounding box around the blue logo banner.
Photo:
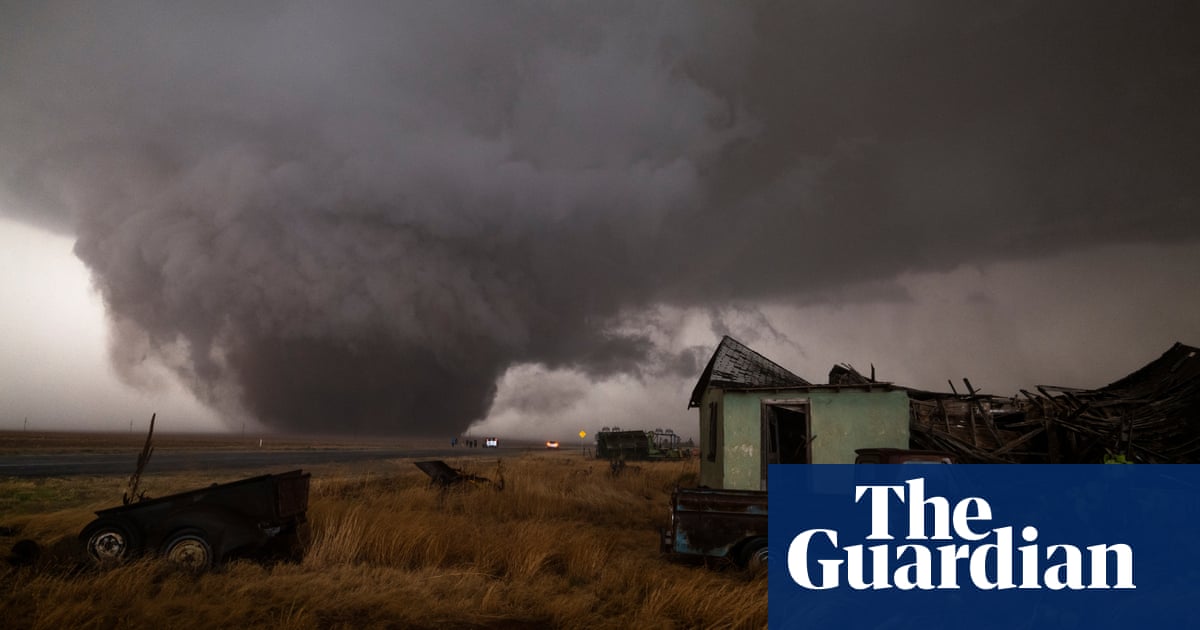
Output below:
[768,465,1200,629]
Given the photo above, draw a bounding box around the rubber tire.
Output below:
[82,518,140,564]
[739,538,768,573]
[161,529,214,570]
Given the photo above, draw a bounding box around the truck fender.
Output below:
[731,536,768,571]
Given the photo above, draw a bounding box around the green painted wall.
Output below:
[805,388,911,464]
[700,387,910,490]
[719,391,768,489]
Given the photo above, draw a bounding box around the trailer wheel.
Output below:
[739,538,768,573]
[82,518,140,564]
[162,530,214,570]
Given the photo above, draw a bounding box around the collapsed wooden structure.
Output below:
[908,343,1200,463]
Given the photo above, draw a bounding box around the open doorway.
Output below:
[761,400,811,489]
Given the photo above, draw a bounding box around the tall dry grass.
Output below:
[0,453,766,629]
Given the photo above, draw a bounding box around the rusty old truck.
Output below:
[660,448,952,570]
[79,469,312,569]
[661,486,769,570]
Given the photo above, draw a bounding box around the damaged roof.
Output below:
[1050,341,1200,462]
[1094,341,1199,397]
[911,341,1200,463]
[688,336,810,408]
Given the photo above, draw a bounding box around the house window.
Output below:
[707,401,718,462]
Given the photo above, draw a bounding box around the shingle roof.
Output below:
[688,336,810,408]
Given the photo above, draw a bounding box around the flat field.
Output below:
[0,436,766,629]
[0,430,460,454]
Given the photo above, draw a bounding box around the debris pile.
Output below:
[910,343,1200,463]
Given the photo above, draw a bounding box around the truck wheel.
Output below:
[162,530,214,570]
[739,538,768,573]
[82,518,140,564]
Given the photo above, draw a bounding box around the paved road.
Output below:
[0,447,531,477]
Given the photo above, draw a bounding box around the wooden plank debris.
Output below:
[909,343,1200,464]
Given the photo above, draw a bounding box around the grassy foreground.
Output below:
[0,453,766,629]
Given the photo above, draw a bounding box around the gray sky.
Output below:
[2,2,1198,439]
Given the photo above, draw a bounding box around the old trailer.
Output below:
[79,469,311,569]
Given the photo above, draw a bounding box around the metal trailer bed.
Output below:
[79,469,311,568]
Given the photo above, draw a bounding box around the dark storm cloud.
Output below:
[2,2,1197,434]
[673,2,1200,301]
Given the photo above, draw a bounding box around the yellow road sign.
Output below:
[579,430,587,439]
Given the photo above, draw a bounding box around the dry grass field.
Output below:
[0,449,767,629]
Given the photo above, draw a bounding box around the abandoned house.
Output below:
[690,336,1200,474]
[688,336,909,490]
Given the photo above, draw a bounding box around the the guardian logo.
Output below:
[787,478,1135,591]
